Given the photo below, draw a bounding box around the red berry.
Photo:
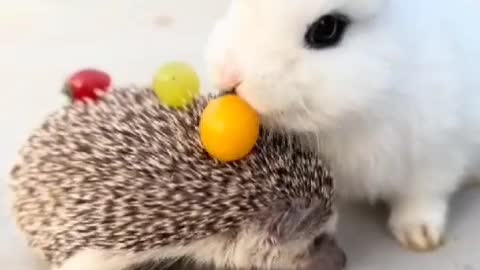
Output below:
[64,69,111,103]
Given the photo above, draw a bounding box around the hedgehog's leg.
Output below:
[54,249,134,270]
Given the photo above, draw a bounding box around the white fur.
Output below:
[205,0,480,251]
[55,215,338,270]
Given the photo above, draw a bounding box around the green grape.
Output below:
[153,62,200,108]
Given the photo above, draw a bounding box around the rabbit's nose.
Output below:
[218,65,242,93]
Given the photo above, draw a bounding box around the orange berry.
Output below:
[200,94,260,162]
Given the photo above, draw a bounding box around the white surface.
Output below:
[0,1,478,270]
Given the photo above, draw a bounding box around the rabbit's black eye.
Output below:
[305,13,350,49]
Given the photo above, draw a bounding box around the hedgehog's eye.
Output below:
[304,13,350,49]
[313,233,328,247]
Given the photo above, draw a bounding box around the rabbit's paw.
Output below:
[388,197,448,252]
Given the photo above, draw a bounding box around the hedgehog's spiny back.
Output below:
[10,87,333,266]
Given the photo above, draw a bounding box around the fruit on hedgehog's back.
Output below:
[153,62,200,108]
[63,68,111,102]
[200,94,260,162]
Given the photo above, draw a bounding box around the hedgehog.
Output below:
[9,87,346,270]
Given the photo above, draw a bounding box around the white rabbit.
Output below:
[205,0,480,252]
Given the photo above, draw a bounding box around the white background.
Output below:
[0,1,478,269]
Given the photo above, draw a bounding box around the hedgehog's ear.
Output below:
[260,199,330,244]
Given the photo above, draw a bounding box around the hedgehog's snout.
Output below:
[307,234,347,270]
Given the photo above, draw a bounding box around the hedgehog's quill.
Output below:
[10,87,346,270]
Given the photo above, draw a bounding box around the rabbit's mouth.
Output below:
[219,82,319,133]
